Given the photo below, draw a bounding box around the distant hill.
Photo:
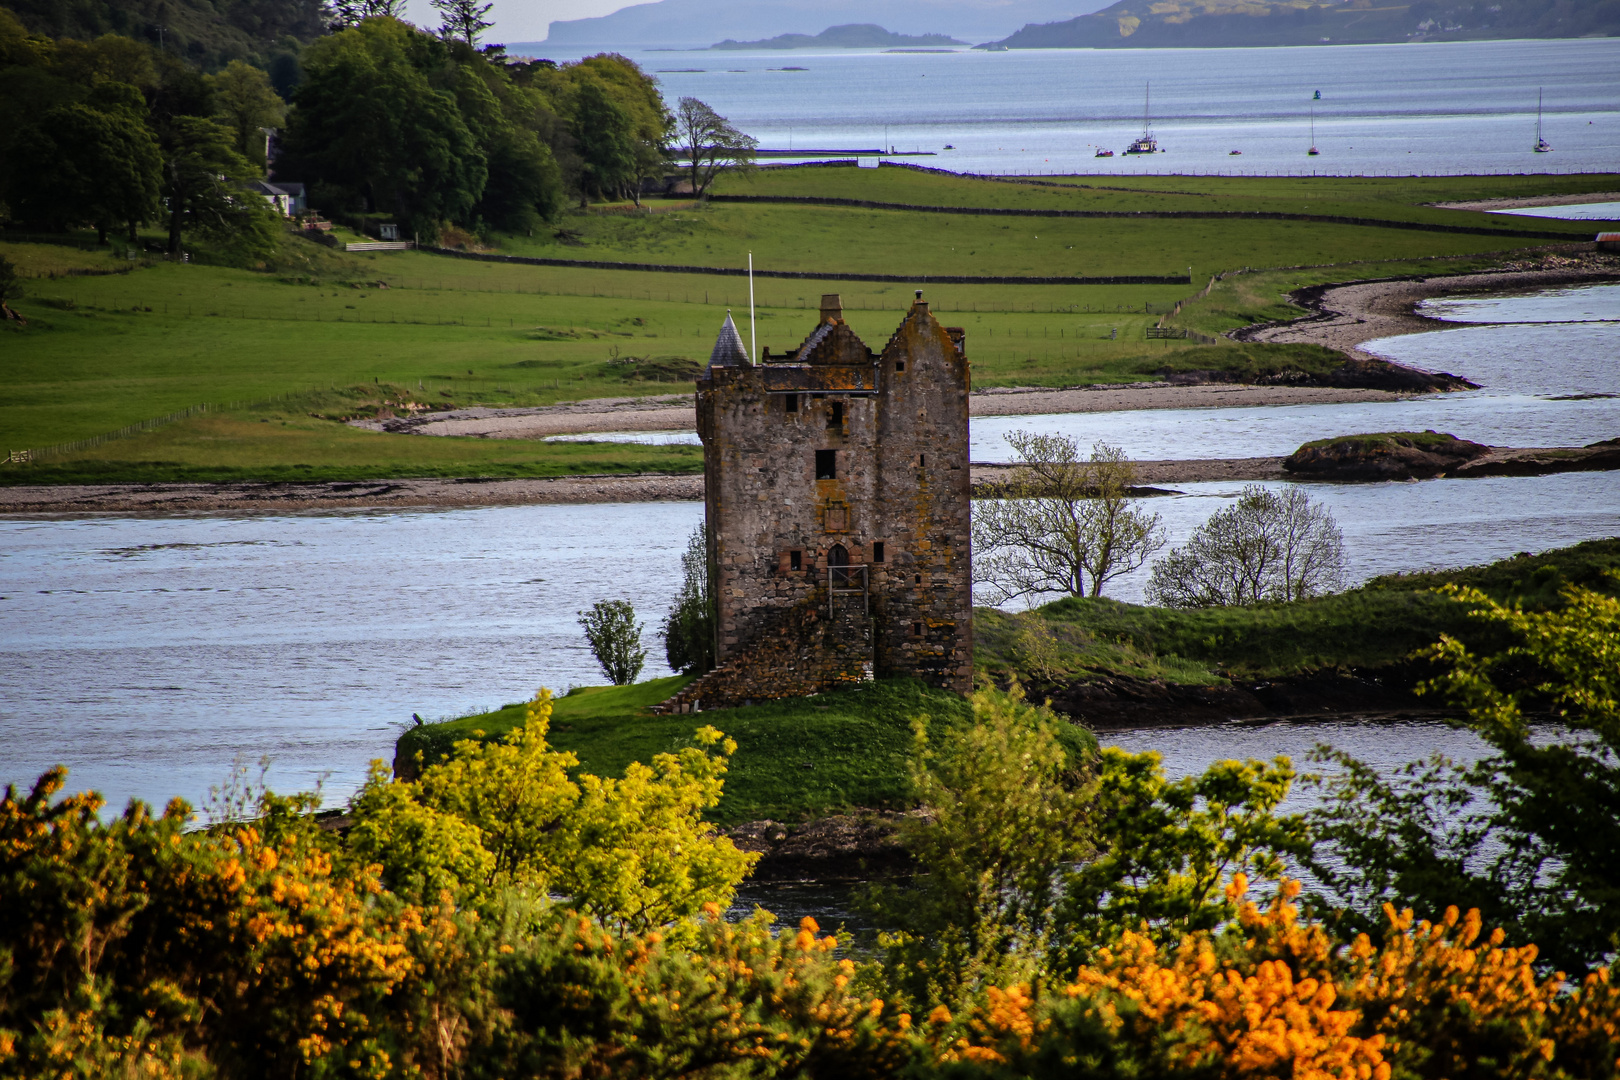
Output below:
[712,23,967,48]
[537,0,1114,50]
[2,0,326,69]
[986,0,1620,48]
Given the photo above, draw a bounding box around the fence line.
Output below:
[10,390,318,465]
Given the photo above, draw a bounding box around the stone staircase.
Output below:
[652,596,874,714]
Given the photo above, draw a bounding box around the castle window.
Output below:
[912,622,923,636]
[919,454,926,467]
[790,550,802,571]
[815,449,837,479]
[895,361,905,372]
[829,402,843,427]
[873,542,885,563]
[785,394,798,413]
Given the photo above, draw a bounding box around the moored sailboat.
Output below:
[1124,83,1159,154]
[1535,88,1552,153]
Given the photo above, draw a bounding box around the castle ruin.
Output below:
[657,291,972,713]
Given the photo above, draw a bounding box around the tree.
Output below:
[863,686,1095,1008]
[579,600,647,685]
[572,78,636,202]
[972,434,1165,604]
[159,114,280,256]
[283,19,487,239]
[433,0,494,46]
[5,98,162,243]
[1146,484,1347,607]
[1305,577,1620,973]
[660,526,715,675]
[674,96,755,196]
[328,0,408,26]
[209,59,286,169]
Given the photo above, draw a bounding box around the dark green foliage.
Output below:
[578,599,647,685]
[660,526,715,675]
[279,18,587,238]
[985,539,1620,684]
[1139,341,1350,381]
[3,100,160,240]
[1306,575,1620,973]
[572,78,636,202]
[2,0,328,71]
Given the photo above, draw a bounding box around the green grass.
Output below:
[396,678,1093,826]
[394,541,1616,825]
[982,538,1620,684]
[1295,430,1475,452]
[5,166,1611,481]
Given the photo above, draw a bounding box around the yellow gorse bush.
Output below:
[935,875,1620,1080]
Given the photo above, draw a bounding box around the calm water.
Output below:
[4,282,1617,814]
[599,39,1620,176]
[975,282,1620,460]
[1494,201,1620,221]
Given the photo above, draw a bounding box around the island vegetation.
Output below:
[9,543,1620,1075]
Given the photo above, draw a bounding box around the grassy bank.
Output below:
[395,678,1090,826]
[979,537,1620,685]
[5,166,1611,482]
[395,541,1614,825]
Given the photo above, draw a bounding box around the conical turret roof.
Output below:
[708,312,749,368]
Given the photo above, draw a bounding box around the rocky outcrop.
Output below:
[1029,665,1432,730]
[726,810,924,882]
[1160,358,1475,393]
[1284,431,1492,480]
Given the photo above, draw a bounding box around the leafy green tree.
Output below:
[1306,578,1620,973]
[5,97,162,242]
[282,18,488,238]
[381,690,756,931]
[1052,748,1310,967]
[209,59,285,168]
[579,599,647,685]
[864,686,1095,1008]
[571,77,635,202]
[660,525,715,675]
[160,114,280,256]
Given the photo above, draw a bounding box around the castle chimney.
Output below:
[818,294,843,324]
[913,289,927,311]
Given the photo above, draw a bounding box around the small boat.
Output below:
[1123,82,1159,154]
[1313,90,1321,100]
[943,144,955,149]
[1094,147,1114,157]
[1534,88,1552,153]
[1307,103,1320,156]
[1229,150,1242,155]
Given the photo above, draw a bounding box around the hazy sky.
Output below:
[401,0,622,44]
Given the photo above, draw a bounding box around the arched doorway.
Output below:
[828,544,850,588]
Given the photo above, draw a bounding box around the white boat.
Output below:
[1124,83,1159,154]
[1535,88,1552,153]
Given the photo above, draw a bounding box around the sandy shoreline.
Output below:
[0,460,1294,514]
[1431,192,1620,213]
[366,383,1410,442]
[1238,256,1620,362]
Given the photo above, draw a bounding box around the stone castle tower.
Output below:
[656,291,972,713]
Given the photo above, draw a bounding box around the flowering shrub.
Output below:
[921,877,1620,1080]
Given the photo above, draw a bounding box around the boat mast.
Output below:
[1143,81,1151,138]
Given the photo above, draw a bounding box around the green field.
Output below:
[3,166,1610,483]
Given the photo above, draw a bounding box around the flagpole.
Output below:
[748,251,757,363]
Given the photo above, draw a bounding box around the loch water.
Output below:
[2,283,1616,814]
[603,38,1620,178]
